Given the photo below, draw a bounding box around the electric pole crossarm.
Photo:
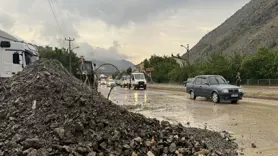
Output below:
[65,37,75,73]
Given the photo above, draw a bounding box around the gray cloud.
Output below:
[58,0,250,27]
[59,0,187,26]
[0,0,250,63]
[76,40,129,61]
[0,11,15,29]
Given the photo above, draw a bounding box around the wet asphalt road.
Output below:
[99,85,278,156]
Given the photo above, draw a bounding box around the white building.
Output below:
[173,57,187,67]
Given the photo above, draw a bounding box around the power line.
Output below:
[51,0,65,29]
[47,0,64,36]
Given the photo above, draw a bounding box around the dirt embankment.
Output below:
[0,59,238,156]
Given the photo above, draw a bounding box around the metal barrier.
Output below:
[245,79,278,86]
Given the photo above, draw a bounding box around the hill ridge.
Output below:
[183,0,278,60]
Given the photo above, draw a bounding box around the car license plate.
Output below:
[231,94,238,97]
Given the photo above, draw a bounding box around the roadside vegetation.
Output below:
[38,46,79,73]
[38,46,278,84]
[143,48,278,84]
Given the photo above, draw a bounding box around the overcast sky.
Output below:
[0,0,250,64]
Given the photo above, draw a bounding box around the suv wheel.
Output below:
[190,91,196,100]
[212,92,220,103]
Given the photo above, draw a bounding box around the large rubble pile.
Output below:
[0,59,238,156]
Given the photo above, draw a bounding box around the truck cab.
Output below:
[130,72,147,90]
[0,40,39,78]
[75,58,97,89]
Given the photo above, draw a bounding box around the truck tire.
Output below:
[190,90,196,100]
[143,86,147,90]
[211,92,220,103]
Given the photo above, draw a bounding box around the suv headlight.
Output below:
[222,89,229,93]
[238,88,243,92]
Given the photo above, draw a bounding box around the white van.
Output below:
[130,72,147,90]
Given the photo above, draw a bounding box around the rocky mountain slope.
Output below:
[183,0,278,60]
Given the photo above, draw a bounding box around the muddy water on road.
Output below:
[100,86,278,156]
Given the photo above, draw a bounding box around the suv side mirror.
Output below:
[205,82,209,85]
[227,81,230,84]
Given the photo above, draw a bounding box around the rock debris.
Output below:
[0,59,238,155]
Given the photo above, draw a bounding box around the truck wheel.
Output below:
[190,91,196,100]
[211,92,220,103]
[231,100,238,104]
[143,86,147,90]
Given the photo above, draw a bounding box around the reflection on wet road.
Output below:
[99,85,278,156]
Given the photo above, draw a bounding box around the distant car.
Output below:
[100,79,106,85]
[120,76,130,88]
[115,79,121,86]
[107,79,116,87]
[186,75,244,103]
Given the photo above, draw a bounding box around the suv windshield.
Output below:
[208,76,227,85]
[134,74,145,79]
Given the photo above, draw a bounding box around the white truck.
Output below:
[0,31,39,78]
[130,72,147,90]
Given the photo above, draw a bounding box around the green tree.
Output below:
[143,59,150,69]
[241,48,278,79]
[147,55,180,83]
[140,47,278,84]
[126,67,132,75]
[38,46,79,73]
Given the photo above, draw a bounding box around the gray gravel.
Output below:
[0,59,238,156]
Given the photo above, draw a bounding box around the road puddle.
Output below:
[100,87,278,156]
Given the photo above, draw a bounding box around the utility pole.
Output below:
[65,37,75,73]
[180,44,190,65]
[186,44,189,63]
